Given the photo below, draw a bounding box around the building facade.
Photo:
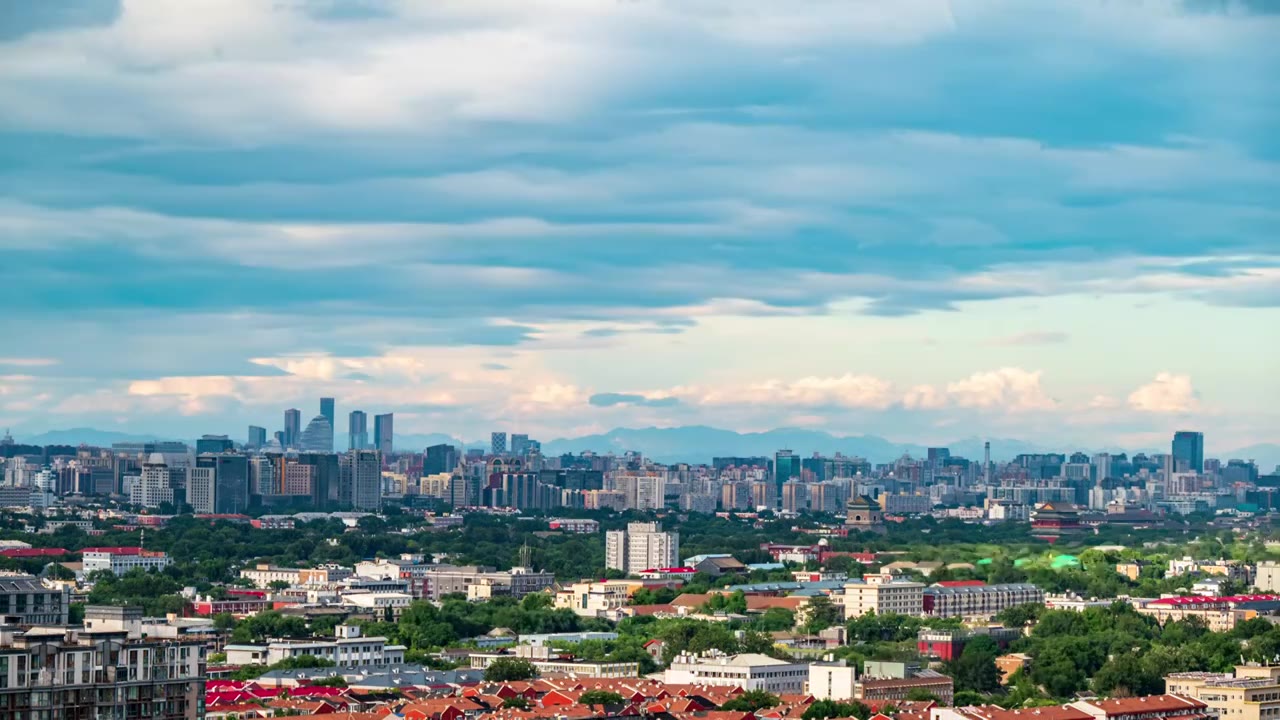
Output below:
[605,522,680,576]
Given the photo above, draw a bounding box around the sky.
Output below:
[0,0,1277,452]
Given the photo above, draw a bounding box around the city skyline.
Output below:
[0,1,1277,449]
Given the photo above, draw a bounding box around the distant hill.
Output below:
[11,425,1275,469]
[16,427,179,447]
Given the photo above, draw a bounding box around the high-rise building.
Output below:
[374,413,394,456]
[284,408,302,448]
[247,425,267,449]
[299,415,334,453]
[491,432,508,455]
[2,607,205,720]
[1173,431,1205,473]
[348,410,368,451]
[129,454,173,509]
[195,435,234,454]
[272,430,286,448]
[612,471,667,510]
[197,453,250,514]
[188,466,215,513]
[511,434,530,456]
[320,397,335,432]
[424,443,459,475]
[774,449,799,501]
[341,450,382,511]
[605,521,679,575]
[296,452,340,508]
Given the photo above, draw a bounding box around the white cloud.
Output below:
[694,374,896,409]
[0,357,59,367]
[1128,372,1199,413]
[902,384,948,410]
[944,367,1056,411]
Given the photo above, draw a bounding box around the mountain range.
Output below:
[13,425,1279,469]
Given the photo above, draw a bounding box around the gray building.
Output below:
[300,415,334,453]
[348,410,368,451]
[1173,430,1205,473]
[374,413,394,456]
[491,432,507,455]
[0,576,69,625]
[247,425,267,449]
[284,408,302,448]
[341,450,382,511]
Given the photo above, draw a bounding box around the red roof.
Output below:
[0,548,68,558]
[80,546,144,555]
[1148,594,1280,606]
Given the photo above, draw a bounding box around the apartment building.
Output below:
[1166,664,1280,720]
[0,576,69,625]
[1136,595,1280,632]
[923,582,1046,619]
[81,547,171,576]
[0,616,205,720]
[419,565,555,602]
[238,564,351,589]
[554,580,647,618]
[605,522,679,576]
[663,651,809,693]
[843,574,926,619]
[225,624,405,668]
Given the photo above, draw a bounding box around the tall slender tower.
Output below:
[983,441,991,485]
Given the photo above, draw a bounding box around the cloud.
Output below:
[1128,372,1200,413]
[694,374,897,410]
[588,393,681,408]
[944,368,1057,411]
[0,357,59,367]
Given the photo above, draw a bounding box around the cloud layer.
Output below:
[0,0,1276,448]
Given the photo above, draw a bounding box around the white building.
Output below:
[1255,562,1280,593]
[554,580,645,618]
[663,651,809,693]
[188,466,215,514]
[225,625,406,668]
[82,546,172,575]
[611,472,667,510]
[605,521,679,576]
[843,574,925,618]
[129,454,173,509]
[341,592,412,619]
[810,659,858,701]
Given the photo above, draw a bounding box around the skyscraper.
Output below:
[299,415,334,453]
[374,413,394,456]
[320,397,335,431]
[195,435,234,454]
[1172,431,1205,473]
[284,408,301,448]
[511,434,530,456]
[491,432,508,455]
[247,425,267,449]
[424,443,459,475]
[341,450,382,511]
[774,449,799,501]
[348,410,368,451]
[197,453,250,514]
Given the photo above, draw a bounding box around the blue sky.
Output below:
[0,0,1277,452]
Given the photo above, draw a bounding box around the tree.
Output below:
[996,603,1043,629]
[579,690,626,707]
[212,612,237,632]
[802,595,843,634]
[905,689,940,702]
[802,700,871,720]
[268,580,291,591]
[720,690,781,712]
[484,658,538,682]
[502,697,531,709]
[945,636,1001,694]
